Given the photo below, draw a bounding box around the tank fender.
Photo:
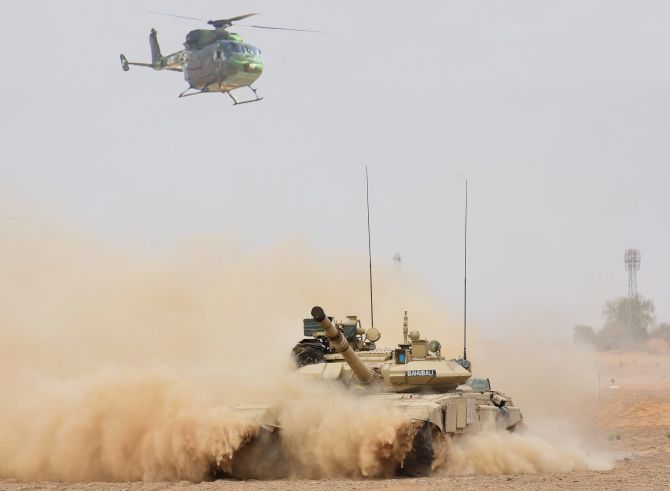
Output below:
[390,400,444,432]
[498,406,523,430]
[232,404,280,431]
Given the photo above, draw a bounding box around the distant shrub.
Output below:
[574,295,659,351]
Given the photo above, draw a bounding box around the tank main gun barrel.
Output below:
[311,306,373,384]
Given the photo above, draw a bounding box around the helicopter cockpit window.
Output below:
[222,42,244,56]
[245,46,261,57]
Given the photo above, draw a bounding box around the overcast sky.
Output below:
[1,0,668,339]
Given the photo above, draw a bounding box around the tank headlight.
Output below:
[490,393,508,408]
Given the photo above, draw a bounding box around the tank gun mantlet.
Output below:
[293,312,380,368]
[302,314,379,353]
[311,306,375,384]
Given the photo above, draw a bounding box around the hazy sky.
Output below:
[2,0,669,338]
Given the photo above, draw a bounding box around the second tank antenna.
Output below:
[366,165,374,328]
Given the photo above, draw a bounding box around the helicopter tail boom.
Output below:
[120,54,157,71]
[119,29,164,72]
[120,28,186,73]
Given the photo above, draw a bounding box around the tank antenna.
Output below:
[403,310,408,344]
[366,165,375,328]
[463,180,468,361]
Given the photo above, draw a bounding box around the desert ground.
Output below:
[3,350,669,491]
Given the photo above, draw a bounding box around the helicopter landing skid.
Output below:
[227,86,263,105]
[178,87,207,98]
[177,86,263,105]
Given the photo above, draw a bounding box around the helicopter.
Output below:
[120,13,324,104]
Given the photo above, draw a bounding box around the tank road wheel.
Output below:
[209,429,286,480]
[400,422,434,477]
[233,429,289,479]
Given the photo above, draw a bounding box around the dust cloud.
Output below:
[455,335,613,474]
[0,205,445,481]
[0,204,611,481]
[435,427,612,475]
[0,370,260,481]
[269,384,418,478]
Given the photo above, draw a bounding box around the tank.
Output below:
[230,305,523,478]
[285,305,523,475]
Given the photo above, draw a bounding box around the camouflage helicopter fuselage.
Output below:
[120,28,264,104]
[185,36,263,94]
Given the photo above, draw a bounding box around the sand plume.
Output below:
[0,370,259,481]
[0,203,612,481]
[433,427,612,476]
[273,385,418,478]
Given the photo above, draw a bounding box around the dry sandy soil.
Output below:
[3,351,669,491]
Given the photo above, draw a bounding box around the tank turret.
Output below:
[311,306,373,384]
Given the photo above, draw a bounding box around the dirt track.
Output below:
[3,352,669,491]
[2,417,667,491]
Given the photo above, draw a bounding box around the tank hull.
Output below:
[223,306,523,478]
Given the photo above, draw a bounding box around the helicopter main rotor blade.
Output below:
[223,13,259,23]
[208,13,259,28]
[238,24,337,34]
[141,10,205,22]
[140,10,335,34]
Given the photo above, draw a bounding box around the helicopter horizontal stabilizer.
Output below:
[119,54,158,71]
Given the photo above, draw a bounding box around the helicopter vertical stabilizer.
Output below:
[149,29,163,65]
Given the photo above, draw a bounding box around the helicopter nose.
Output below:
[243,62,263,74]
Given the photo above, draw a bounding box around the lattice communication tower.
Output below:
[624,248,641,297]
